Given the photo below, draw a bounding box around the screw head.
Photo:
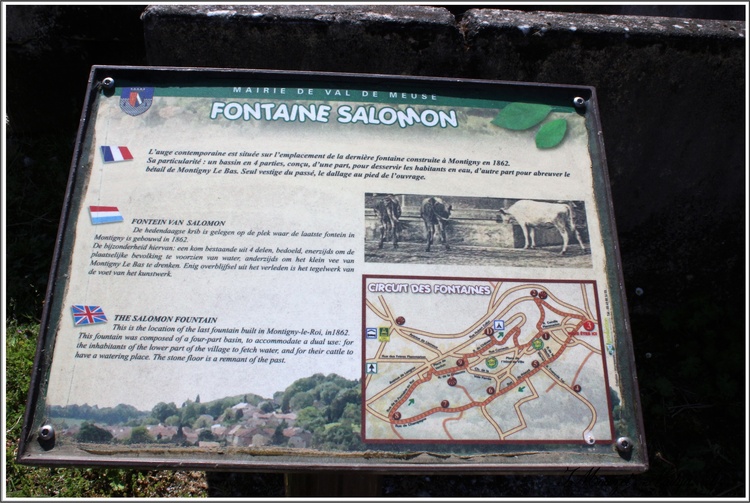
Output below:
[39,424,55,441]
[573,96,586,108]
[101,77,115,90]
[616,436,634,453]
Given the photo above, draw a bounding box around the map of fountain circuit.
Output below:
[363,276,615,444]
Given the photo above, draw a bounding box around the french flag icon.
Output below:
[101,145,133,163]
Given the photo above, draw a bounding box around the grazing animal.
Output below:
[496,200,585,255]
[420,196,452,251]
[374,195,401,248]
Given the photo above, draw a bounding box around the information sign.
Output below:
[19,66,646,473]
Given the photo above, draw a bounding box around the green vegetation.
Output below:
[281,373,363,451]
[127,426,152,444]
[5,319,209,497]
[76,422,113,443]
[46,372,362,451]
[50,403,145,425]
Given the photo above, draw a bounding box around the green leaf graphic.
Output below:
[535,118,567,149]
[491,102,552,131]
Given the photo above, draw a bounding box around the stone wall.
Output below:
[5,5,147,133]
[140,4,746,317]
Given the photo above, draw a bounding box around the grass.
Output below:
[5,319,209,498]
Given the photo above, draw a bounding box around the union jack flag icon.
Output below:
[71,305,107,326]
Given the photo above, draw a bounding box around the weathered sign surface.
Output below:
[19,66,646,473]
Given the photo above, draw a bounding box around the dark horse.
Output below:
[420,196,452,251]
[374,195,401,248]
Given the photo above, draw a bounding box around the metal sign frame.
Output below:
[18,66,646,474]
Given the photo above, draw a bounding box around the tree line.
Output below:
[65,373,363,450]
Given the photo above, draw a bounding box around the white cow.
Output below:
[496,200,586,255]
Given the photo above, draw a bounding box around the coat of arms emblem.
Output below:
[119,87,154,116]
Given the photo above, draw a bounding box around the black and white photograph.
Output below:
[365,193,591,268]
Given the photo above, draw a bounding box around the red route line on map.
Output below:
[542,298,587,321]
[544,350,593,393]
[571,350,596,388]
[389,420,404,440]
[534,299,547,335]
[442,387,470,439]
[389,332,579,426]
[382,295,593,426]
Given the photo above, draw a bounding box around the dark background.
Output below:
[5,4,746,498]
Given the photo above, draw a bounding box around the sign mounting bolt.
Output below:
[616,436,634,453]
[573,96,586,109]
[102,77,115,90]
[38,424,55,441]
